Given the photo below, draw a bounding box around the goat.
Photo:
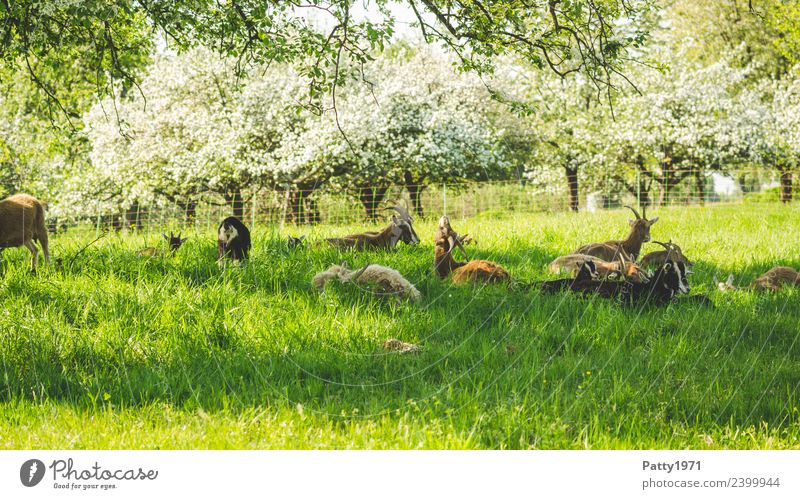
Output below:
[549,254,649,283]
[640,240,693,269]
[138,232,188,257]
[326,205,420,250]
[572,260,690,305]
[434,216,510,284]
[287,235,306,249]
[0,193,50,272]
[719,267,800,292]
[218,216,251,263]
[312,261,421,301]
[575,205,659,262]
[539,261,599,293]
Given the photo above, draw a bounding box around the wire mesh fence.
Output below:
[48,168,796,236]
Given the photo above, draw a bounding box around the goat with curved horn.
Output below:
[640,239,693,269]
[434,216,509,284]
[575,204,659,262]
[389,204,413,221]
[624,205,642,220]
[326,202,420,249]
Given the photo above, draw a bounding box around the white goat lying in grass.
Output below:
[312,262,421,302]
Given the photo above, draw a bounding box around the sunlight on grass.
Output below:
[1,203,799,449]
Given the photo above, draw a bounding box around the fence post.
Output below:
[280,187,290,232]
[636,170,641,211]
[251,195,257,230]
[95,211,101,238]
[443,182,447,216]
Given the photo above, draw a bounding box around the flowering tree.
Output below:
[589,44,749,206]
[280,47,511,220]
[502,67,609,211]
[734,76,800,202]
[2,1,659,123]
[84,48,315,219]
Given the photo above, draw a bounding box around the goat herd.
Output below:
[1,193,799,307]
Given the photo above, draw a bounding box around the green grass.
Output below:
[1,203,799,449]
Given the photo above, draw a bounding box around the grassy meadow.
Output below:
[1,203,799,449]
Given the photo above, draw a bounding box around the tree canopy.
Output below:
[2,0,658,119]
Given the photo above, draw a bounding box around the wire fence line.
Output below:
[48,168,795,236]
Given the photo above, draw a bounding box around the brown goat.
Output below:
[752,267,800,290]
[326,205,420,250]
[640,240,693,269]
[575,205,658,262]
[0,193,50,272]
[719,267,800,291]
[434,216,510,284]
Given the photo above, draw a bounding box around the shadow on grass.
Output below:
[2,238,799,440]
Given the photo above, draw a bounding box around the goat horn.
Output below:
[652,240,670,250]
[448,233,468,259]
[390,204,412,221]
[351,264,369,281]
[623,205,642,220]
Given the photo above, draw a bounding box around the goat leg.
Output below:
[24,240,38,273]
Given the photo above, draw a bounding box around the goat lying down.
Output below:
[544,260,702,306]
[539,261,599,293]
[640,240,693,269]
[312,262,421,302]
[575,205,658,262]
[574,260,696,305]
[434,216,510,284]
[326,205,420,250]
[549,254,649,283]
[719,266,800,292]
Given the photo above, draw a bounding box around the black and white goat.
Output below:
[217,216,251,263]
[573,260,691,305]
[539,261,599,293]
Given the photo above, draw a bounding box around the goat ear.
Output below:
[629,219,636,226]
[299,235,306,241]
[162,233,169,241]
[649,217,659,224]
[340,261,348,269]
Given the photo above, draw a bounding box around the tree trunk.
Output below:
[695,170,706,206]
[780,170,793,203]
[125,203,142,231]
[180,199,197,224]
[358,186,388,221]
[404,172,426,218]
[227,188,244,219]
[288,190,306,224]
[305,196,321,225]
[565,166,579,212]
